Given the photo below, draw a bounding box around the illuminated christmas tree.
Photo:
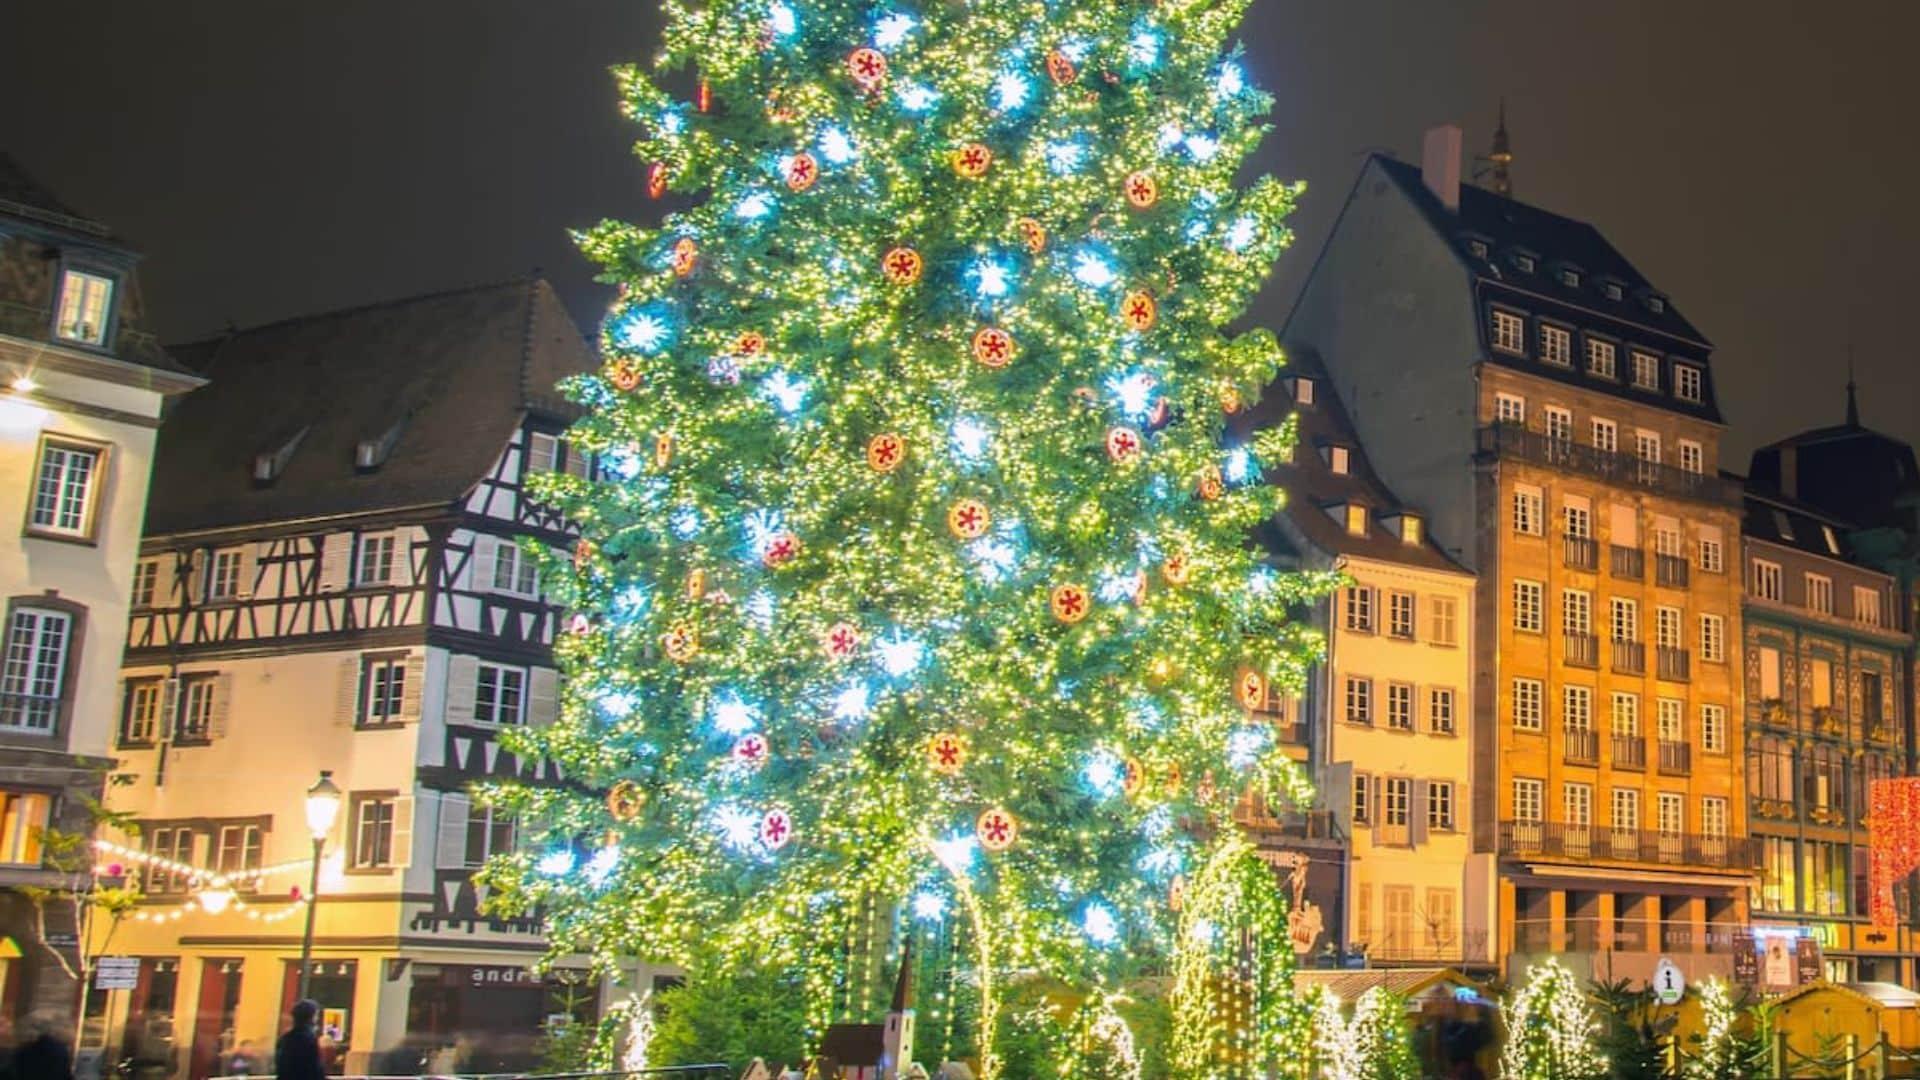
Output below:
[1500,960,1608,1080]
[481,0,1325,1072]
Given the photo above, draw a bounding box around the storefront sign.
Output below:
[467,965,544,986]
[1651,958,1686,1005]
[93,956,138,991]
[1796,937,1825,985]
[1732,934,1758,986]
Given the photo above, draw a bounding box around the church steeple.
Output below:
[1487,99,1513,196]
[1846,364,1860,428]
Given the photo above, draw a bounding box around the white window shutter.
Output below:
[390,795,414,869]
[391,528,417,588]
[528,433,557,475]
[444,655,478,725]
[188,549,209,602]
[209,673,235,740]
[318,533,353,593]
[236,544,259,599]
[154,557,180,610]
[1410,779,1429,848]
[400,652,425,722]
[436,792,470,870]
[335,656,362,728]
[471,536,496,594]
[527,668,559,726]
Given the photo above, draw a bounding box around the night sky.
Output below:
[4,1,1916,464]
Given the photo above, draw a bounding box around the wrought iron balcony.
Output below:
[1612,734,1648,770]
[1564,727,1599,765]
[1498,820,1752,869]
[1564,632,1599,668]
[1477,425,1741,505]
[1655,553,1690,588]
[1657,646,1692,682]
[1611,545,1646,580]
[1563,535,1599,571]
[1658,739,1692,775]
[1612,639,1646,675]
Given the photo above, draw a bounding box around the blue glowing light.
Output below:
[911,891,947,922]
[1138,846,1179,875]
[1156,122,1185,153]
[764,370,808,413]
[1082,902,1120,946]
[1097,571,1138,605]
[767,1,797,38]
[1071,248,1117,288]
[714,804,760,851]
[1045,140,1085,175]
[658,110,684,135]
[818,125,856,164]
[584,844,621,887]
[932,835,978,873]
[1184,217,1210,242]
[711,691,759,735]
[991,71,1030,112]
[968,537,1017,582]
[1058,37,1091,63]
[1225,447,1254,483]
[746,588,776,629]
[897,82,939,112]
[612,305,674,354]
[1141,806,1174,838]
[671,505,701,539]
[1109,370,1158,417]
[876,631,924,677]
[1083,750,1124,797]
[605,446,643,480]
[1227,726,1269,770]
[537,848,577,876]
[615,584,650,615]
[873,11,915,48]
[951,417,990,462]
[970,256,1012,299]
[598,690,637,718]
[743,508,785,554]
[1248,565,1278,596]
[1216,61,1245,98]
[1225,215,1258,252]
[1186,133,1220,162]
[832,682,872,722]
[736,191,775,220]
[1129,27,1161,66]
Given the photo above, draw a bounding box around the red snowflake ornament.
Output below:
[1050,583,1090,623]
[733,732,770,768]
[1106,426,1143,464]
[882,246,924,285]
[976,807,1018,852]
[1017,216,1047,253]
[847,48,888,91]
[1237,668,1267,710]
[1162,550,1190,586]
[947,498,990,540]
[733,330,767,356]
[606,360,642,392]
[867,433,905,473]
[972,327,1015,368]
[929,731,966,775]
[1122,758,1145,798]
[1121,290,1157,332]
[760,808,793,850]
[1124,171,1158,209]
[953,143,993,179]
[762,531,801,567]
[785,151,819,192]
[662,624,698,662]
[822,621,861,661]
[671,236,699,277]
[1196,466,1224,501]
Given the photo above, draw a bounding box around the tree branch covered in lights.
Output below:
[1501,960,1607,1080]
[479,0,1323,1067]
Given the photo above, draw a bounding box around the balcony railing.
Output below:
[1613,734,1647,770]
[1750,797,1797,823]
[1612,639,1646,675]
[1611,545,1646,580]
[1657,646,1692,682]
[1564,727,1599,765]
[1499,820,1751,868]
[1655,553,1690,588]
[1811,707,1847,738]
[1563,535,1598,571]
[1477,424,1741,505]
[1658,739,1692,775]
[1564,632,1598,668]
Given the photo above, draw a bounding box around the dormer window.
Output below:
[1513,253,1536,273]
[1821,525,1841,555]
[1603,283,1624,301]
[1345,504,1368,537]
[1288,376,1315,406]
[1773,511,1795,542]
[1539,324,1572,367]
[1630,351,1660,391]
[55,269,114,346]
[1559,268,1581,287]
[1673,364,1703,403]
[1385,513,1423,545]
[1646,295,1666,314]
[1325,445,1351,475]
[1490,310,1525,355]
[1467,239,1489,259]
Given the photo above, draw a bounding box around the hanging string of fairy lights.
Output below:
[93,839,311,888]
[94,839,311,924]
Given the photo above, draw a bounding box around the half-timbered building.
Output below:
[101,280,606,1077]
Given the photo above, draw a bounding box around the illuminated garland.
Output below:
[1500,960,1607,1080]
[1168,833,1299,1079]
[1059,989,1141,1080]
[1683,978,1738,1080]
[93,839,309,886]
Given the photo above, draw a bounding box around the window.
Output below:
[1757,646,1782,700]
[1773,511,1796,542]
[143,825,194,891]
[1647,296,1666,314]
[474,663,526,727]
[352,796,397,868]
[175,675,217,741]
[1429,782,1455,830]
[1655,606,1682,649]
[1386,683,1414,731]
[1327,445,1351,475]
[1382,885,1415,951]
[1701,796,1727,839]
[1699,528,1724,573]
[1564,497,1592,539]
[1587,339,1617,379]
[1702,704,1727,753]
[1591,418,1618,454]
[215,825,263,878]
[1806,574,1833,616]
[1383,777,1411,827]
[1352,773,1371,825]
[1544,406,1573,444]
[1674,365,1703,403]
[465,804,516,867]
[1292,378,1315,405]
[1495,392,1526,425]
[1344,677,1373,725]
[1540,325,1572,366]
[1611,693,1640,736]
[361,657,407,725]
[1678,441,1703,475]
[1634,430,1661,464]
[1429,597,1458,646]
[1657,792,1684,836]
[1343,586,1375,633]
[1700,615,1725,662]
[54,269,114,345]
[1344,504,1368,537]
[122,679,164,745]
[491,542,539,597]
[1563,589,1592,636]
[1820,525,1841,555]
[1513,778,1544,823]
[206,548,245,602]
[1468,239,1489,259]
[1,606,72,734]
[1387,592,1415,639]
[1513,484,1544,536]
[1400,515,1423,545]
[1753,560,1782,602]
[1855,586,1883,627]
[1512,580,1543,633]
[27,438,103,539]
[131,560,160,609]
[0,792,50,866]
[1514,254,1536,273]
[1560,268,1581,287]
[1809,658,1833,709]
[1610,597,1638,642]
[357,533,397,587]
[1631,351,1660,390]
[1429,688,1456,734]
[1564,783,1593,829]
[1603,282,1624,302]
[1491,310,1525,354]
[1512,678,1544,731]
[1563,685,1593,732]
[1611,788,1640,833]
[1657,698,1684,743]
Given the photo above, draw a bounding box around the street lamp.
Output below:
[298,770,342,1001]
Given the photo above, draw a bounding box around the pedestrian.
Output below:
[226,1039,262,1076]
[275,1001,324,1080]
[13,1014,73,1080]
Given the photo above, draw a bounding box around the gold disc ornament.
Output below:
[662,624,699,662]
[607,360,642,392]
[1124,171,1158,209]
[671,236,699,277]
[976,807,1018,852]
[953,143,993,178]
[1121,290,1157,332]
[882,246,924,285]
[928,731,967,775]
[846,47,888,90]
[947,498,990,539]
[606,780,646,822]
[971,326,1015,368]
[867,433,905,473]
[785,151,819,191]
[1050,583,1091,623]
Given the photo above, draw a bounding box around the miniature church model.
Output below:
[814,938,916,1080]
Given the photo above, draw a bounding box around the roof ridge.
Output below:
[167,277,535,352]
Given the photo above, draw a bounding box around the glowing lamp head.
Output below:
[305,771,343,839]
[9,374,35,394]
[198,883,236,915]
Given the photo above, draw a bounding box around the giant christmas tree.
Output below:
[483,0,1328,1072]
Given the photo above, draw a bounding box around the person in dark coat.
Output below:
[275,1000,324,1080]
[13,1014,74,1080]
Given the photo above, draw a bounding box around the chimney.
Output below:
[1422,125,1463,211]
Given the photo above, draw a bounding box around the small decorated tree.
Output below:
[1683,978,1770,1080]
[1500,960,1608,1080]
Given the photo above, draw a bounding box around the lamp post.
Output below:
[298,770,343,1001]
